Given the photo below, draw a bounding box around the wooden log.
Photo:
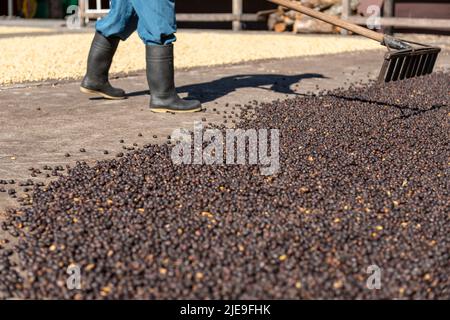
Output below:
[293,15,336,34]
[268,1,350,34]
[274,22,287,33]
[301,0,340,10]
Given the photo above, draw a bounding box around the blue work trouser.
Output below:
[96,0,176,45]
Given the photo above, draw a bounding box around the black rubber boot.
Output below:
[80,32,125,100]
[146,44,201,113]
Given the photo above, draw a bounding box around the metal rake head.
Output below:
[379,40,441,83]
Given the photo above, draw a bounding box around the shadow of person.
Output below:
[126,73,326,103]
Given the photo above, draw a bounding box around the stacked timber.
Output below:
[267,0,360,34]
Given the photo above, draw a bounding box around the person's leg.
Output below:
[131,0,176,45]
[81,0,137,99]
[131,0,201,112]
[96,0,138,41]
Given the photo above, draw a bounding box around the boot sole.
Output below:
[150,107,202,113]
[80,87,126,100]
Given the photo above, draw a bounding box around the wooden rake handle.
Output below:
[267,0,384,43]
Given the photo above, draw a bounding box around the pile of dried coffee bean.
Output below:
[1,73,448,299]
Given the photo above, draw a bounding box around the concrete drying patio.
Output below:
[0,31,449,299]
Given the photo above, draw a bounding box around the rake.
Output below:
[267,0,441,83]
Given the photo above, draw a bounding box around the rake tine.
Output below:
[398,55,412,80]
[425,53,438,75]
[416,54,428,76]
[407,55,420,79]
[384,57,397,82]
[391,57,404,82]
[379,61,389,83]
[424,53,434,76]
[411,54,422,77]
[408,56,419,78]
